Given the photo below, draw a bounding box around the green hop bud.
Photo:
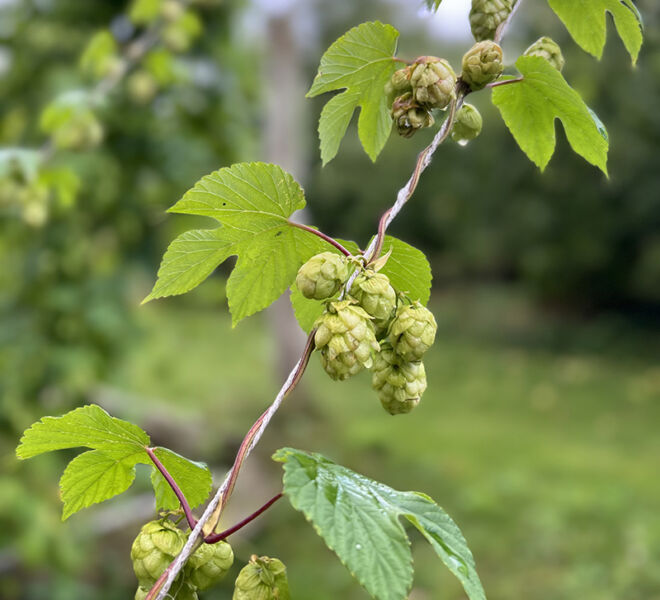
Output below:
[469,0,513,42]
[460,40,504,91]
[451,104,483,145]
[350,270,397,335]
[296,252,349,300]
[233,555,290,600]
[388,302,437,361]
[389,67,413,94]
[391,93,434,139]
[185,541,234,590]
[135,582,198,600]
[372,344,427,415]
[524,36,565,72]
[314,300,380,381]
[410,57,456,110]
[130,519,186,587]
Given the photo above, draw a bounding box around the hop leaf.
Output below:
[314,301,380,380]
[389,302,437,361]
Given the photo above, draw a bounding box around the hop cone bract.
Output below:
[351,270,397,334]
[451,104,483,144]
[233,555,290,600]
[314,301,379,380]
[296,252,348,300]
[469,0,513,42]
[461,40,504,91]
[391,92,434,139]
[186,541,234,590]
[372,345,427,415]
[131,519,186,587]
[410,57,456,110]
[388,302,437,361]
[524,36,565,71]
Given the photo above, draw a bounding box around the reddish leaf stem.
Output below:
[145,447,197,531]
[290,222,353,256]
[204,493,283,544]
[488,76,524,89]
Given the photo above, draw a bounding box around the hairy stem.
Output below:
[290,222,353,256]
[204,493,283,544]
[145,447,197,531]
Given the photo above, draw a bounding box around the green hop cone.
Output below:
[451,103,483,144]
[296,252,349,300]
[350,270,397,335]
[372,344,427,415]
[130,519,186,587]
[314,300,380,380]
[391,93,434,139]
[385,66,413,98]
[388,302,437,361]
[410,56,456,110]
[185,541,234,590]
[524,36,565,71]
[461,40,504,91]
[469,0,513,42]
[135,581,198,600]
[233,555,290,600]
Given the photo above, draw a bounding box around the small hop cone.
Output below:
[388,302,437,361]
[296,252,349,300]
[130,519,186,587]
[350,270,397,335]
[461,40,504,91]
[385,67,413,98]
[314,301,380,380]
[469,0,513,42]
[185,541,234,590]
[410,57,456,110]
[233,555,290,600]
[524,36,565,71]
[372,344,427,415]
[451,104,483,144]
[391,93,434,139]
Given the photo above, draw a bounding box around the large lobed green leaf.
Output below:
[492,56,609,175]
[16,405,212,519]
[548,0,643,64]
[274,448,486,600]
[307,22,399,164]
[145,162,336,326]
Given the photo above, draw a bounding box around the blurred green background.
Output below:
[1,0,659,599]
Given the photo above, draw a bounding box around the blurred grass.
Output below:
[107,284,660,600]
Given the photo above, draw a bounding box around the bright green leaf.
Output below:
[307,22,399,164]
[274,448,486,600]
[129,0,163,24]
[492,56,609,174]
[548,0,643,64]
[80,31,118,79]
[60,450,141,520]
[150,448,212,511]
[377,236,432,305]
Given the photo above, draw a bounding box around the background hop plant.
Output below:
[350,270,397,335]
[388,301,437,361]
[371,344,427,415]
[469,0,513,42]
[130,519,186,587]
[185,540,234,590]
[233,555,290,600]
[409,56,456,110]
[451,103,483,144]
[524,36,565,71]
[461,40,504,91]
[314,300,380,380]
[295,252,349,300]
[391,93,434,138]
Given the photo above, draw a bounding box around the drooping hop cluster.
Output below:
[469,0,513,42]
[460,40,504,91]
[314,301,380,380]
[451,104,483,144]
[386,56,457,138]
[131,519,233,599]
[372,344,428,415]
[350,270,397,334]
[524,36,565,71]
[296,252,349,300]
[233,555,290,600]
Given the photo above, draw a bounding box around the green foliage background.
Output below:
[1,0,659,599]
